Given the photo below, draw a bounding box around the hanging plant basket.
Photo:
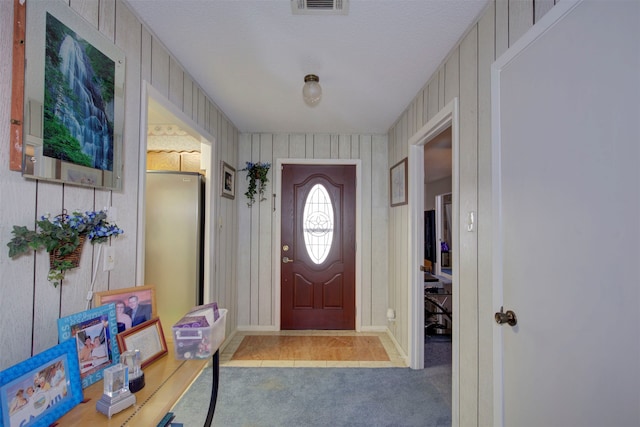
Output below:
[241,161,271,207]
[49,235,86,270]
[7,209,124,286]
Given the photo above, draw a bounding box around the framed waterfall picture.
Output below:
[57,304,120,389]
[22,0,125,191]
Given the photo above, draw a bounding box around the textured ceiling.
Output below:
[125,0,489,134]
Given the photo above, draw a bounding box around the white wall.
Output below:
[0,0,238,369]
[386,0,557,425]
[236,133,389,330]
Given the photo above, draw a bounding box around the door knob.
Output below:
[282,256,294,263]
[495,306,517,326]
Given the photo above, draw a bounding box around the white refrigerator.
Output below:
[145,171,204,332]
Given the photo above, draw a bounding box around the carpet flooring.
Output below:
[171,334,452,426]
[172,366,451,427]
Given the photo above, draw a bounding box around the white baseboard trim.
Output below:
[359,325,388,332]
[385,327,410,366]
[235,325,280,332]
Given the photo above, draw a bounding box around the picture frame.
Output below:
[0,339,83,427]
[93,285,157,332]
[57,304,120,389]
[221,161,236,199]
[21,0,125,191]
[390,157,408,207]
[116,318,168,369]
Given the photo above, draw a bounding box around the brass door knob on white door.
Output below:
[495,306,517,326]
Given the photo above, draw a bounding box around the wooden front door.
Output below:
[281,164,356,330]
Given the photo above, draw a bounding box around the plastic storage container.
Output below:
[172,308,227,360]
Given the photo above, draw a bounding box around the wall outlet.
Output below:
[103,246,115,271]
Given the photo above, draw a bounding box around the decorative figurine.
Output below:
[121,349,145,392]
[96,363,136,418]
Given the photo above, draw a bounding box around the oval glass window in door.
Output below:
[303,184,334,264]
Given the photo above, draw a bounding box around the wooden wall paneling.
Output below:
[350,135,360,159]
[371,134,388,326]
[415,90,424,131]
[140,26,152,83]
[313,134,330,158]
[289,134,306,158]
[92,187,113,294]
[183,78,193,119]
[197,88,206,128]
[236,134,252,325]
[60,186,96,317]
[495,0,509,56]
[444,49,461,105]
[534,0,555,23]
[248,135,261,324]
[338,134,351,159]
[359,136,373,326]
[191,84,198,123]
[273,134,290,162]
[330,134,339,158]
[477,4,496,425]
[228,124,239,331]
[31,182,64,355]
[438,69,446,110]
[110,0,142,292]
[387,126,398,337]
[509,0,534,46]
[151,38,170,97]
[271,133,289,325]
[0,0,37,367]
[218,115,229,305]
[458,25,479,427]
[70,0,98,26]
[427,78,439,122]
[208,103,218,142]
[407,101,416,138]
[304,133,314,158]
[258,134,274,325]
[169,57,184,108]
[421,87,429,126]
[401,114,408,159]
[98,0,116,40]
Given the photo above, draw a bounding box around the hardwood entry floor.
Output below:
[220,331,406,368]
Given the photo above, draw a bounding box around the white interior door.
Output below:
[492,1,640,426]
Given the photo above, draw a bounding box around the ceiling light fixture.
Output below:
[302,74,322,107]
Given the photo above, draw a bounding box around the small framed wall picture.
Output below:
[221,161,236,199]
[390,157,408,207]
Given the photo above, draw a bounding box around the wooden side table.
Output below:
[56,342,207,426]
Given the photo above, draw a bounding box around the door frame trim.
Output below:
[136,82,217,303]
[274,159,362,331]
[408,98,460,423]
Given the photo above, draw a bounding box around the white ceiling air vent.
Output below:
[292,0,349,15]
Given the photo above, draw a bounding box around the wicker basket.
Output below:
[49,235,86,269]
